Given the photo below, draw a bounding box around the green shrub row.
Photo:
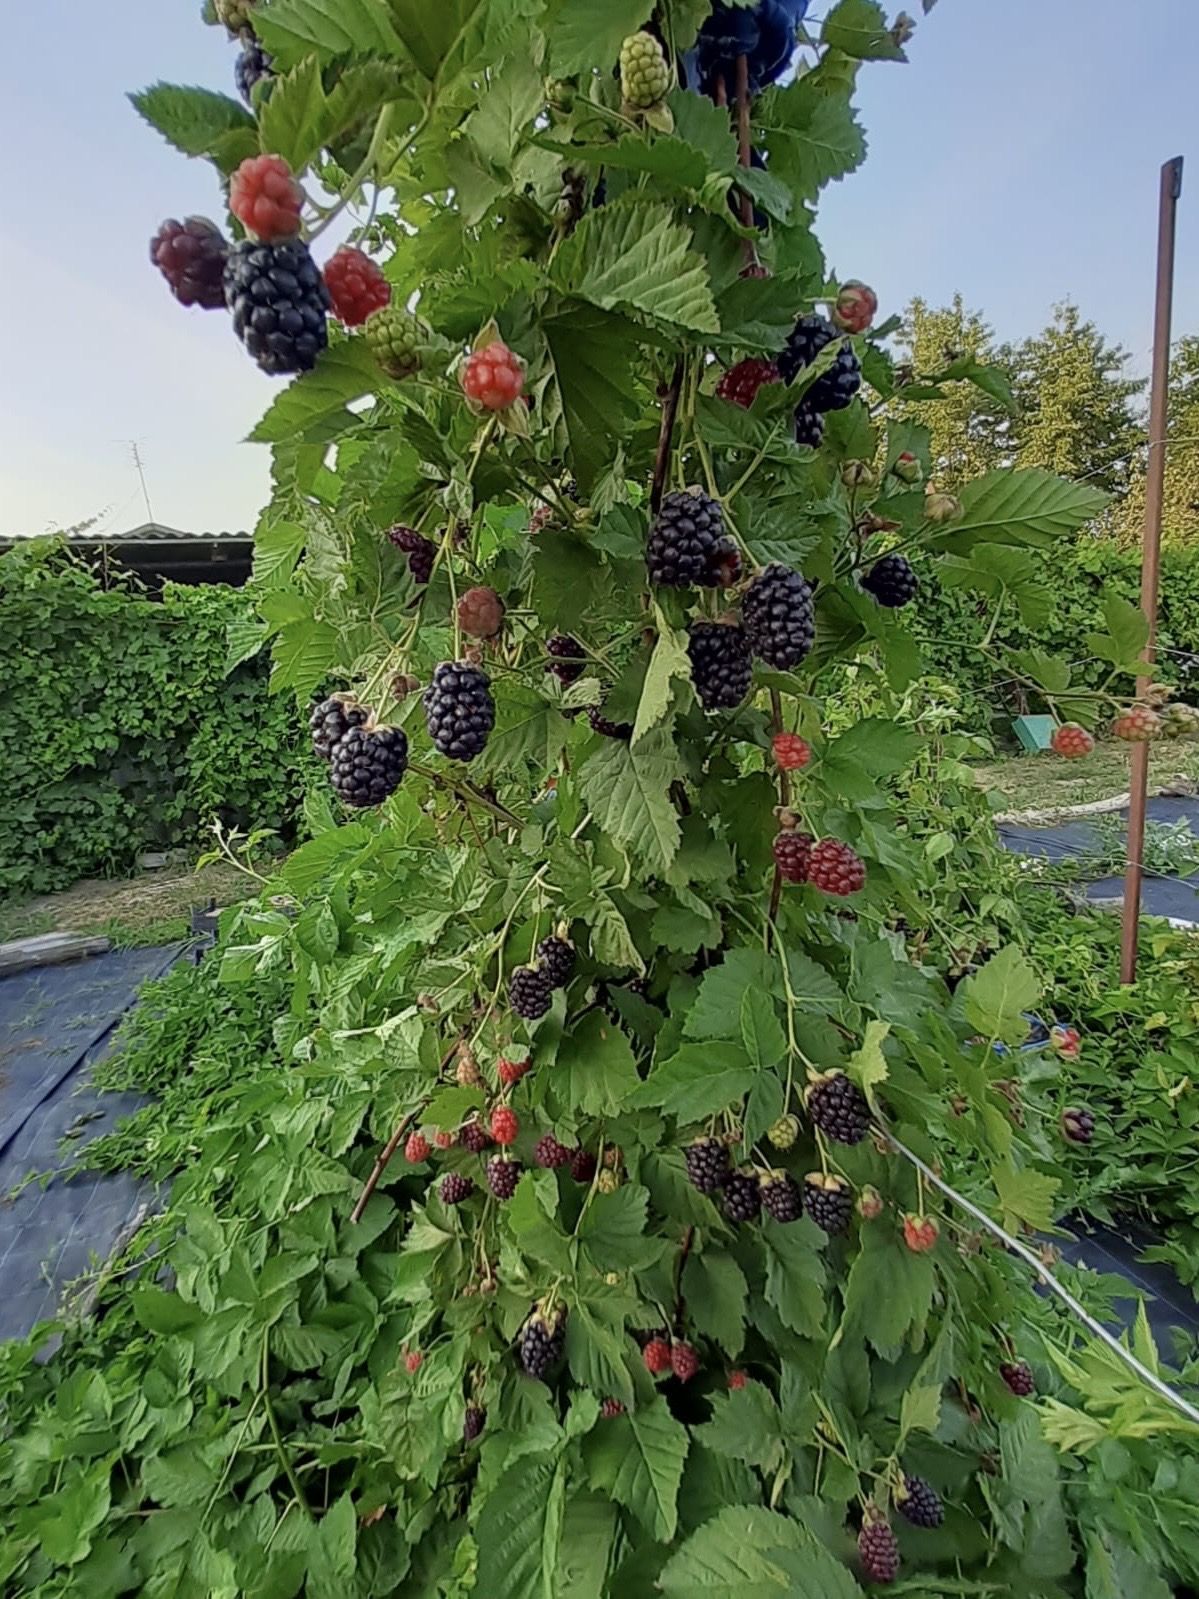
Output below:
[0,540,311,897]
[911,539,1199,726]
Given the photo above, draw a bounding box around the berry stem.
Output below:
[307,103,397,244]
[261,1328,313,1518]
[350,1100,429,1224]
[651,359,686,516]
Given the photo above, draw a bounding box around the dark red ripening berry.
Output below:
[150,216,228,309]
[570,1148,598,1184]
[534,1133,571,1169]
[670,1341,699,1382]
[773,829,814,884]
[323,245,390,326]
[858,1513,900,1584]
[440,1172,475,1206]
[460,1122,491,1154]
[715,357,780,410]
[999,1359,1035,1397]
[805,838,866,896]
[486,1156,521,1200]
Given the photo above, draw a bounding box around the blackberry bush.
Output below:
[101,14,1163,1599]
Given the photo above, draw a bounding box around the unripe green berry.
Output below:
[215,0,255,33]
[767,1114,800,1150]
[620,31,670,109]
[366,306,426,380]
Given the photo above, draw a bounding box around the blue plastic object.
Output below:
[1012,714,1056,753]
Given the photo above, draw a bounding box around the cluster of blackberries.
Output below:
[208,0,275,102]
[685,1139,840,1233]
[424,662,495,761]
[388,524,436,583]
[646,490,738,589]
[509,933,576,1021]
[692,1,809,94]
[777,312,863,448]
[310,695,408,807]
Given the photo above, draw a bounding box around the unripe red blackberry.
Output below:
[1051,722,1096,759]
[457,585,505,640]
[742,564,816,670]
[490,1107,519,1146]
[323,245,390,327]
[404,1131,431,1164]
[1111,706,1161,743]
[387,524,436,583]
[773,829,813,884]
[858,1512,900,1584]
[727,1369,748,1390]
[793,402,825,449]
[688,621,753,711]
[715,358,781,410]
[802,1172,852,1234]
[832,280,878,335]
[547,633,586,684]
[861,553,918,609]
[600,1397,626,1418]
[461,340,525,411]
[1060,1105,1095,1145]
[670,1340,699,1382]
[404,1349,422,1373]
[463,1404,486,1442]
[537,935,576,989]
[229,153,303,242]
[519,1307,566,1379]
[223,238,330,375]
[647,490,736,589]
[329,725,409,807]
[424,662,496,761]
[999,1359,1035,1397]
[570,1148,598,1184]
[897,1474,944,1529]
[857,1184,884,1221]
[309,695,367,760]
[772,732,812,772]
[805,1072,871,1145]
[534,1133,571,1169]
[761,1172,804,1223]
[440,1172,475,1206]
[685,1137,731,1194]
[150,217,228,309]
[510,965,553,1021]
[497,1057,530,1087]
[778,313,862,411]
[721,1170,761,1224]
[487,1156,521,1199]
[460,1121,491,1154]
[643,1336,673,1375]
[806,838,866,896]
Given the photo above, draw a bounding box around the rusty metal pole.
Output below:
[1121,156,1184,984]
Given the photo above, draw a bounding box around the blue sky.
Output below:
[2,0,1197,538]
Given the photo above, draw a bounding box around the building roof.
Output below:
[0,522,251,545]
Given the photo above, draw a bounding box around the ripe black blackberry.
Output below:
[801,1173,852,1235]
[1060,1106,1095,1145]
[423,661,495,761]
[688,621,753,711]
[510,965,553,1021]
[487,1156,521,1200]
[646,489,736,588]
[742,564,816,670]
[570,1148,598,1184]
[805,1072,871,1145]
[329,725,409,807]
[150,216,228,309]
[440,1172,475,1206]
[537,935,576,989]
[858,1515,900,1584]
[519,1308,565,1379]
[685,1137,730,1194]
[778,313,862,412]
[721,1170,761,1224]
[460,1122,491,1154]
[223,238,330,376]
[387,524,436,583]
[897,1474,944,1529]
[861,553,919,609]
[999,1359,1035,1397]
[793,402,825,450]
[547,633,586,685]
[234,33,273,100]
[463,1404,486,1442]
[760,1172,804,1223]
[588,704,633,740]
[309,696,367,760]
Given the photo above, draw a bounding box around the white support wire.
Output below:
[883,1127,1199,1429]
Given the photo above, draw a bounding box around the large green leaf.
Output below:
[583,1397,689,1543]
[544,307,643,494]
[578,728,682,875]
[631,1042,756,1120]
[931,468,1109,551]
[556,1011,640,1117]
[552,203,719,334]
[694,1385,784,1470]
[682,1252,748,1357]
[305,1495,357,1599]
[475,1455,562,1599]
[565,1299,635,1408]
[821,0,907,60]
[129,83,254,159]
[962,944,1040,1045]
[547,0,654,76]
[657,1507,809,1598]
[253,0,405,66]
[249,344,379,446]
[843,1226,934,1355]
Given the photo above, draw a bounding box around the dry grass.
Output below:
[975,740,1199,816]
[0,860,262,947]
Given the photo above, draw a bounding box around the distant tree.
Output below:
[889,294,1011,486]
[999,301,1145,500]
[1119,334,1199,546]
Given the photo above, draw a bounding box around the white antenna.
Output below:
[128,440,155,525]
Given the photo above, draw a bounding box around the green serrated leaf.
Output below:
[129,83,255,159]
[821,0,906,60]
[556,1011,640,1116]
[578,728,682,875]
[962,945,1040,1045]
[583,1397,689,1543]
[694,1384,784,1470]
[932,468,1109,552]
[632,1042,755,1121]
[657,1506,807,1597]
[682,1252,748,1358]
[634,622,691,744]
[553,203,718,333]
[740,990,787,1071]
[475,1455,560,1599]
[253,0,404,67]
